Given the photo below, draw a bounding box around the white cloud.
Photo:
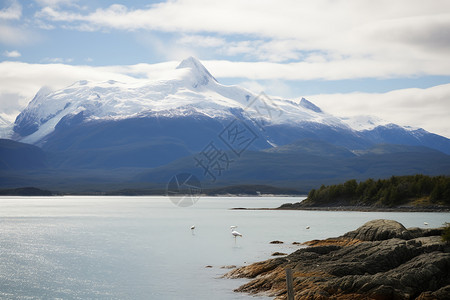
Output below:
[34,0,79,8]
[203,58,450,81]
[177,35,225,48]
[176,37,303,62]
[33,0,450,79]
[0,24,35,45]
[41,57,73,63]
[3,50,21,57]
[239,80,265,94]
[34,19,55,30]
[0,1,31,46]
[134,32,199,61]
[306,84,450,138]
[0,0,21,20]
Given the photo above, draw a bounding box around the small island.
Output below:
[226,219,450,299]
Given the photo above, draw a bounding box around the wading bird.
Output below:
[232,230,242,243]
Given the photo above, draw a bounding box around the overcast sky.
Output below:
[1,0,449,137]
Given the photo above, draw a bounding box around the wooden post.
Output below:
[285,268,294,300]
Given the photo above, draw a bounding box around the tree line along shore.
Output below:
[281,175,449,210]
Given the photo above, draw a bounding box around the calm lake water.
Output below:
[0,196,448,299]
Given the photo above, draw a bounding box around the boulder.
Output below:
[272,252,287,256]
[408,227,444,239]
[343,219,413,241]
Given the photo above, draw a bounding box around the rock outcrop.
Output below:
[343,219,413,241]
[226,219,449,299]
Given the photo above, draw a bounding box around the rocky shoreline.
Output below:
[225,219,450,299]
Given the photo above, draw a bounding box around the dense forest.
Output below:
[303,175,450,207]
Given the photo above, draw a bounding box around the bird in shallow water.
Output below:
[232,230,242,243]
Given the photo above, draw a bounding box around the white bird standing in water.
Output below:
[232,230,242,243]
[424,222,429,226]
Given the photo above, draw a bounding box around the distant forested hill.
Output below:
[300,175,450,207]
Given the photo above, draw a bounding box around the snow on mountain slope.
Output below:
[14,57,348,144]
[340,115,389,131]
[0,115,13,139]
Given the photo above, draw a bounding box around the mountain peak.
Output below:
[299,98,322,113]
[31,86,53,103]
[176,56,217,86]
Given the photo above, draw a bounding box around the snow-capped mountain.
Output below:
[340,115,389,131]
[0,115,13,139]
[2,57,450,191]
[10,57,450,160]
[14,57,347,145]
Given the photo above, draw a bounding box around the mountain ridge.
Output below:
[1,138,449,192]
[9,57,449,155]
